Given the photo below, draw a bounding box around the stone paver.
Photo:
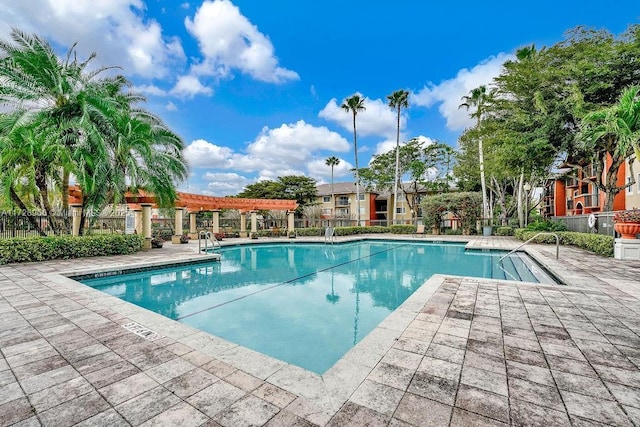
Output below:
[1,235,639,425]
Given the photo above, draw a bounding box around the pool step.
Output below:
[500,252,556,284]
[513,252,556,284]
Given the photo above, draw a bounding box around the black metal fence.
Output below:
[0,213,127,239]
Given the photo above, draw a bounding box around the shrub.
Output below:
[525,220,567,232]
[513,229,613,257]
[0,234,144,264]
[388,224,415,234]
[495,226,514,236]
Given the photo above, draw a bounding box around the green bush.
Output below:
[495,226,515,236]
[514,229,613,257]
[525,220,567,232]
[0,234,144,265]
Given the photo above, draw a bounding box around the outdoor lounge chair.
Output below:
[413,224,426,237]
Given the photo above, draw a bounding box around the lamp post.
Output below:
[523,182,531,227]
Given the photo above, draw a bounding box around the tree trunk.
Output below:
[9,186,47,236]
[35,167,59,235]
[392,105,401,225]
[353,114,361,226]
[61,168,71,231]
[517,170,525,228]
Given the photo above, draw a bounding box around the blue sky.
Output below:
[1,1,639,196]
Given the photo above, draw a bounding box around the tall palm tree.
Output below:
[341,94,366,226]
[459,85,491,223]
[325,156,340,218]
[387,89,409,225]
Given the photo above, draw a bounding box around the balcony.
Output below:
[582,164,597,179]
[566,177,579,188]
[335,200,350,207]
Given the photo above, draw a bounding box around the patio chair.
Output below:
[413,224,426,237]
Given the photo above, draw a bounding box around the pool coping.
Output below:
[42,236,573,418]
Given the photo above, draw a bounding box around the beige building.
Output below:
[625,157,640,210]
[315,182,427,226]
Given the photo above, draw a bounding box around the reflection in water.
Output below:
[83,241,513,374]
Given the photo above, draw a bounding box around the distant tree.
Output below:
[237,175,318,215]
[360,138,455,223]
[387,89,409,224]
[325,156,340,214]
[341,94,366,225]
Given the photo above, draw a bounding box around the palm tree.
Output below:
[459,85,491,223]
[387,89,409,225]
[341,94,366,226]
[580,85,640,211]
[325,156,340,219]
[0,29,188,235]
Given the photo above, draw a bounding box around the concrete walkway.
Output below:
[1,235,639,426]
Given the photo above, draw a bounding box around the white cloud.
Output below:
[203,172,251,196]
[318,95,407,140]
[183,139,233,168]
[412,53,513,131]
[181,2,190,9]
[184,121,350,194]
[184,0,298,84]
[0,0,185,79]
[165,101,178,111]
[170,75,213,98]
[307,158,353,180]
[134,84,168,97]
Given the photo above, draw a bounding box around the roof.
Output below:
[316,182,373,196]
[67,186,298,212]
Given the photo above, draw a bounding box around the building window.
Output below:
[322,208,332,216]
[359,207,366,214]
[628,177,633,194]
[396,207,406,214]
[336,196,349,206]
[358,194,365,201]
[323,196,331,203]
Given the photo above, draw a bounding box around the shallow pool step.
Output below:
[499,255,522,281]
[513,252,557,285]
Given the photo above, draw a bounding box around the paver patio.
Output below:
[1,235,639,426]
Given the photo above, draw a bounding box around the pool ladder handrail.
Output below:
[324,226,335,244]
[199,230,222,253]
[497,232,559,282]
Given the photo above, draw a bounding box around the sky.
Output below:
[1,1,639,196]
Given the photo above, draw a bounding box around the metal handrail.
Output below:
[198,230,222,252]
[498,232,559,262]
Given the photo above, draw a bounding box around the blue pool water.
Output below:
[82,240,550,374]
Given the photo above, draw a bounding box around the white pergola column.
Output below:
[172,207,184,244]
[141,203,153,249]
[287,211,295,233]
[71,205,82,237]
[240,212,247,237]
[211,210,220,234]
[189,212,197,239]
[250,211,258,234]
[134,210,142,235]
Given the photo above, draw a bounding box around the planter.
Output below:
[482,226,493,236]
[614,222,640,239]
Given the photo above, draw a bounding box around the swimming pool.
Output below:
[81,240,554,374]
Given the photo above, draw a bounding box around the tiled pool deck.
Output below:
[1,235,639,426]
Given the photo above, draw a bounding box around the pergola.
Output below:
[67,187,299,245]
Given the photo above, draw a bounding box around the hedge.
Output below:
[0,234,144,264]
[513,229,614,257]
